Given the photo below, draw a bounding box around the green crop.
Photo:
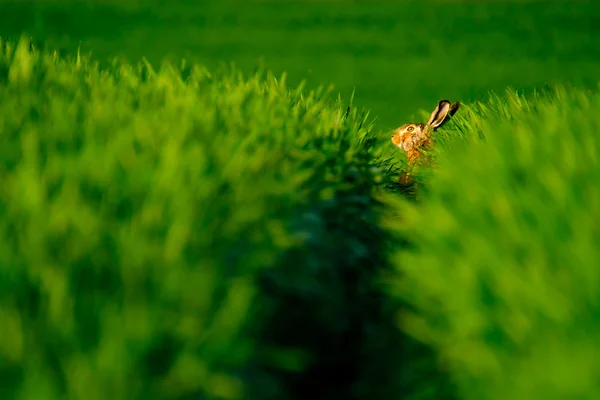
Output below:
[0,36,415,400]
[4,30,598,400]
[387,85,600,400]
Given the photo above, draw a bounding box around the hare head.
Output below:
[391,100,460,166]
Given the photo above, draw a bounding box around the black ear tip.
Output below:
[449,101,461,116]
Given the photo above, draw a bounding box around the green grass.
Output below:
[2,1,600,399]
[0,36,437,400]
[4,34,599,400]
[385,85,600,400]
[0,0,599,130]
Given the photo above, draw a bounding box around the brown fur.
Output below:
[391,100,460,168]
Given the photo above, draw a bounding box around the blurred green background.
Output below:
[1,0,599,130]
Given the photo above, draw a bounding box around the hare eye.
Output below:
[407,126,414,132]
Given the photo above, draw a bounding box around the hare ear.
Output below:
[427,100,460,130]
[448,101,461,117]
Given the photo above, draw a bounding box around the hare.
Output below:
[391,99,460,168]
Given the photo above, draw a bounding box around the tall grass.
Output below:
[386,85,600,400]
[3,33,599,400]
[0,36,421,400]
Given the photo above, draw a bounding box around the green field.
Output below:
[1,0,600,130]
[1,1,600,400]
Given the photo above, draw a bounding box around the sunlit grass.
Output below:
[2,26,600,400]
[386,84,600,400]
[0,36,400,400]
